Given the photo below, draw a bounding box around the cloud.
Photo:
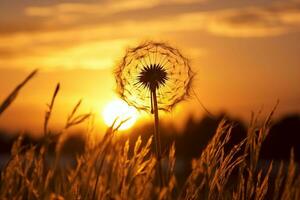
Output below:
[22,0,209,29]
[23,1,300,38]
[25,0,206,18]
[0,37,135,70]
[1,1,300,70]
[0,12,208,70]
[204,2,300,37]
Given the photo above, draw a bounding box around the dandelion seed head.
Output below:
[115,41,194,112]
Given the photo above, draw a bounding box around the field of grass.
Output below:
[0,71,299,200]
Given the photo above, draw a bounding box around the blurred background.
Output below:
[0,0,299,163]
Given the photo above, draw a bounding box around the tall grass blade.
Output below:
[0,69,38,116]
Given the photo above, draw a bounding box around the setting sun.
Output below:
[102,99,138,130]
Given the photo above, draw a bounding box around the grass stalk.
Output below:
[0,69,38,116]
[44,83,60,135]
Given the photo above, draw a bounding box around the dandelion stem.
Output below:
[151,89,165,187]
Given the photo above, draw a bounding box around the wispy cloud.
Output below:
[1,1,300,70]
[23,1,300,37]
[201,2,300,37]
[22,0,210,30]
[0,37,135,70]
[25,0,206,18]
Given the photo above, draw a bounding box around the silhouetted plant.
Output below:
[115,41,194,186]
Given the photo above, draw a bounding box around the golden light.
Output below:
[102,99,138,130]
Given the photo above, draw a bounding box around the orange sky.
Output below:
[0,0,299,135]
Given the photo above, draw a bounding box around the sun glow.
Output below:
[102,99,138,130]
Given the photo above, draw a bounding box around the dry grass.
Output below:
[0,71,299,200]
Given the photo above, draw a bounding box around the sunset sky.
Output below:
[0,0,299,135]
